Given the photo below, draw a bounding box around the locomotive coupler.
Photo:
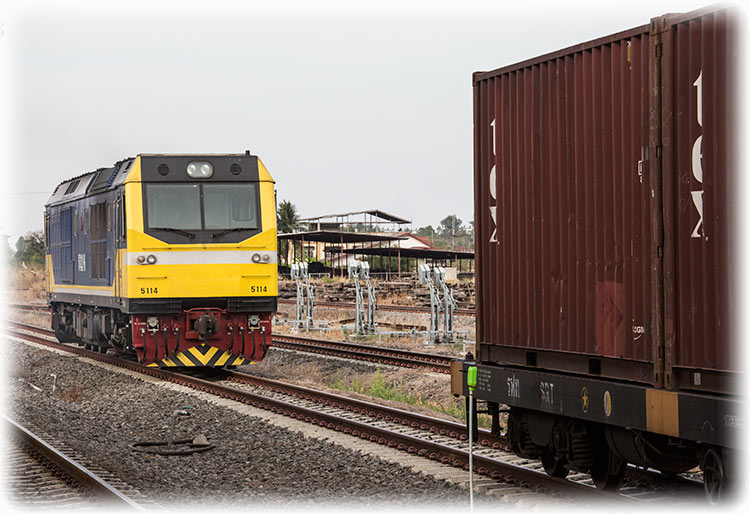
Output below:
[194,314,219,341]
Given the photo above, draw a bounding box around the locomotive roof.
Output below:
[45,152,262,208]
[45,158,134,208]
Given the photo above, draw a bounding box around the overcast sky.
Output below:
[0,0,734,245]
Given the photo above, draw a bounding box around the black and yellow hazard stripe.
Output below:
[147,344,255,368]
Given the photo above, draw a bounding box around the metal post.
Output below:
[340,235,344,278]
[469,387,474,511]
[362,261,376,333]
[467,366,477,512]
[349,262,364,334]
[301,262,314,329]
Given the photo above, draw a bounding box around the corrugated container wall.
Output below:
[473,5,738,393]
[659,8,738,393]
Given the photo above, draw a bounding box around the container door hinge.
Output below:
[656,145,663,159]
[655,42,662,57]
[657,246,663,257]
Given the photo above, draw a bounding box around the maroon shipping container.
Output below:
[473,5,738,394]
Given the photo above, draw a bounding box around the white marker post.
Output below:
[467,365,478,511]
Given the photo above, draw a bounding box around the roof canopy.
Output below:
[299,209,411,224]
[277,230,407,244]
[343,246,474,260]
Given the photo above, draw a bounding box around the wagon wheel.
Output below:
[541,450,569,479]
[702,449,725,504]
[590,445,625,491]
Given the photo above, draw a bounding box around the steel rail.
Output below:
[8,319,497,446]
[5,321,615,500]
[9,302,49,312]
[271,333,454,373]
[224,369,507,449]
[10,300,476,317]
[278,298,475,316]
[9,318,454,373]
[5,416,142,508]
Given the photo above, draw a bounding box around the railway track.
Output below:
[8,305,455,372]
[5,416,144,509]
[270,333,454,373]
[278,298,475,316]
[5,320,705,504]
[9,302,48,312]
[11,300,476,317]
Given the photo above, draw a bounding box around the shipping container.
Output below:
[473,5,738,395]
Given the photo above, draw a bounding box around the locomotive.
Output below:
[453,6,741,501]
[44,152,278,368]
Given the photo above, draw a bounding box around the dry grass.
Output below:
[7,266,46,303]
[250,350,466,423]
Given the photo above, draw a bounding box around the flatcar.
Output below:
[44,152,277,368]
[452,5,742,501]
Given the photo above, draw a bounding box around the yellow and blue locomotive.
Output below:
[44,152,277,367]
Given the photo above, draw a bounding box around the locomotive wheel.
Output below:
[54,327,74,344]
[541,451,569,478]
[590,445,625,491]
[702,449,725,503]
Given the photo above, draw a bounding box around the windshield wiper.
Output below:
[151,227,195,238]
[211,227,252,238]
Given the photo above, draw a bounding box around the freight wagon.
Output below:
[452,5,741,501]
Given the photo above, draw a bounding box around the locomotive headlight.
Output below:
[146,254,157,264]
[251,253,262,263]
[248,315,260,327]
[186,161,213,178]
[136,255,146,264]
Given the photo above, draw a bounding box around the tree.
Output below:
[276,200,300,265]
[14,230,45,269]
[277,200,299,234]
[439,215,465,237]
[415,225,435,237]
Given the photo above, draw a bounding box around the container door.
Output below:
[656,9,738,394]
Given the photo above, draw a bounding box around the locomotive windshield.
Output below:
[145,183,259,232]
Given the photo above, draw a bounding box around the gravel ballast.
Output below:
[6,339,471,509]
